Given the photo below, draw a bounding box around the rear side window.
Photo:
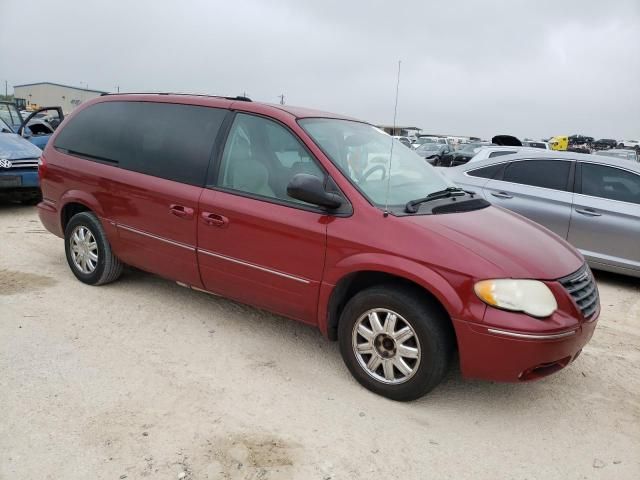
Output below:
[580,163,640,204]
[467,163,504,179]
[503,160,570,191]
[54,101,226,186]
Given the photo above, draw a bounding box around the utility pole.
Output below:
[278,94,285,105]
[117,85,120,93]
[4,80,7,97]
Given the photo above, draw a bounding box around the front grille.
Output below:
[0,158,39,169]
[558,265,599,319]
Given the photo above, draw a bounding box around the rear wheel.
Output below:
[64,211,123,285]
[338,285,454,401]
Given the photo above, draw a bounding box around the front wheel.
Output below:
[338,285,454,401]
[64,211,123,285]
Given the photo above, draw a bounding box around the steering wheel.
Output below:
[360,164,387,182]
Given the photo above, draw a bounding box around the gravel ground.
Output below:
[1,202,639,480]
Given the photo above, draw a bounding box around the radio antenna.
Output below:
[383,60,401,217]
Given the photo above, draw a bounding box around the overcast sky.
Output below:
[2,0,639,139]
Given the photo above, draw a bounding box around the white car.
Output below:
[411,136,449,149]
[392,136,413,148]
[618,140,639,150]
[468,146,541,163]
[522,140,550,150]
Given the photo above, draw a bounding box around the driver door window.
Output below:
[217,113,325,206]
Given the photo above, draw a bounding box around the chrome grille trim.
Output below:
[0,158,39,169]
[559,265,599,319]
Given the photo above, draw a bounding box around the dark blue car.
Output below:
[0,102,63,150]
[0,116,43,203]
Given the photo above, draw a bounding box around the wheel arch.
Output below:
[321,257,464,342]
[59,190,104,232]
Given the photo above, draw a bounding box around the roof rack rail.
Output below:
[100,92,252,102]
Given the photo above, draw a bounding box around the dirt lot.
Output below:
[1,202,638,480]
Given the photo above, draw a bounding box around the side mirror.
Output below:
[287,174,343,209]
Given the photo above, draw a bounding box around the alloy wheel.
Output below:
[352,308,421,385]
[70,225,99,274]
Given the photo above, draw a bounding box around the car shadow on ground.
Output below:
[114,267,591,407]
[0,199,38,211]
[593,269,639,290]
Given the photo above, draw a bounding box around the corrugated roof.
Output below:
[13,81,108,94]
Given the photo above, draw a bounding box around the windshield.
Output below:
[299,118,454,208]
[0,117,12,131]
[0,103,23,127]
[415,137,435,145]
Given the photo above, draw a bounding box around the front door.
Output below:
[197,113,329,323]
[569,162,640,273]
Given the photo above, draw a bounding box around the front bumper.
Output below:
[0,170,39,188]
[453,312,598,381]
[0,171,40,200]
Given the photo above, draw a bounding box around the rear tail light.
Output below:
[38,155,47,180]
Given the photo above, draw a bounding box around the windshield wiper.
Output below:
[405,187,470,213]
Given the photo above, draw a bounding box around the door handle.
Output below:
[575,207,602,217]
[169,204,194,219]
[491,191,513,199]
[201,212,229,227]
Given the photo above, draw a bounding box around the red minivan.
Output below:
[37,94,599,400]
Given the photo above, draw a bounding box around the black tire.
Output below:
[64,211,123,285]
[338,284,454,401]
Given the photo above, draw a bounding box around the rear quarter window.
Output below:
[467,163,505,179]
[54,101,226,186]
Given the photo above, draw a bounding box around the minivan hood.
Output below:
[405,206,583,280]
[0,133,42,159]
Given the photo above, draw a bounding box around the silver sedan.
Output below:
[439,150,640,278]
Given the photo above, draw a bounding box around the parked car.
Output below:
[467,146,538,163]
[0,117,42,203]
[414,142,451,164]
[412,136,450,149]
[567,135,594,154]
[593,149,638,163]
[392,135,412,148]
[441,150,640,278]
[0,102,63,149]
[436,142,493,167]
[592,138,618,151]
[618,140,639,151]
[522,141,549,149]
[549,135,569,151]
[38,94,599,400]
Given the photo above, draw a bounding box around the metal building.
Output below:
[13,82,108,114]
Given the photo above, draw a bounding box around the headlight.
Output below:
[474,279,557,318]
